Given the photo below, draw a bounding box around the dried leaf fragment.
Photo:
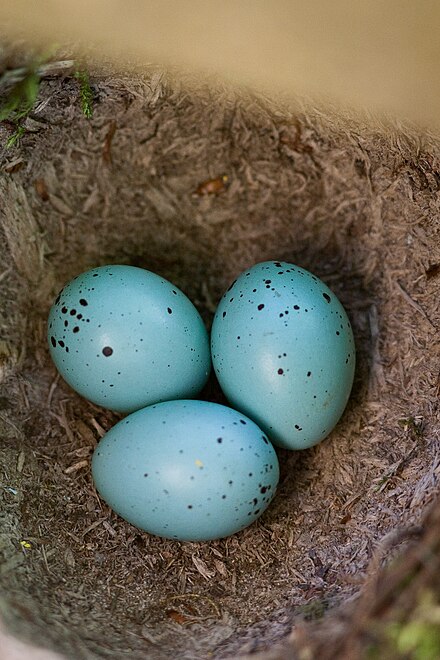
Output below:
[166,609,191,625]
[34,178,49,201]
[195,175,229,196]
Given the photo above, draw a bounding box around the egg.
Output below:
[211,261,355,450]
[47,265,210,412]
[91,400,279,541]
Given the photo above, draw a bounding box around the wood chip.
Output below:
[23,117,47,133]
[38,60,75,77]
[17,450,25,473]
[90,418,106,437]
[82,519,106,537]
[4,157,25,173]
[64,548,76,568]
[214,559,229,577]
[64,459,88,474]
[49,195,73,216]
[82,185,100,213]
[191,555,215,580]
[102,521,117,536]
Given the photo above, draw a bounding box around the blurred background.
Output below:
[2,0,440,126]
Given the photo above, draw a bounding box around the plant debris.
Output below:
[194,175,229,195]
[34,178,49,201]
[0,55,439,660]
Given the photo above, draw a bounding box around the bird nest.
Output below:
[0,56,439,659]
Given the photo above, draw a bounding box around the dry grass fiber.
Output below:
[0,54,439,659]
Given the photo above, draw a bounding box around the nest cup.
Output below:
[0,62,439,659]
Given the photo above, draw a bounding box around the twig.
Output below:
[0,61,75,87]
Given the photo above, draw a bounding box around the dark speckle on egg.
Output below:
[46,269,222,440]
[210,260,355,451]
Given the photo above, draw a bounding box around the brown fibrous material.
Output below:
[0,55,439,660]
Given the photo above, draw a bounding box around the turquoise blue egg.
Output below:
[47,265,210,412]
[211,261,355,450]
[91,400,279,541]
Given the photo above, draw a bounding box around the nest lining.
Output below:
[0,62,439,659]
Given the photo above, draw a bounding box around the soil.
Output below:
[0,54,439,659]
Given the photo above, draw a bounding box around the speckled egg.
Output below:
[91,400,279,541]
[211,261,355,450]
[47,265,210,412]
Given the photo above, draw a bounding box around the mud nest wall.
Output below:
[0,61,439,659]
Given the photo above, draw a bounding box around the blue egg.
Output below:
[47,265,210,412]
[211,261,356,450]
[91,400,279,541]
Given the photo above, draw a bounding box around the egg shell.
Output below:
[47,265,210,412]
[91,400,280,541]
[211,261,355,450]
